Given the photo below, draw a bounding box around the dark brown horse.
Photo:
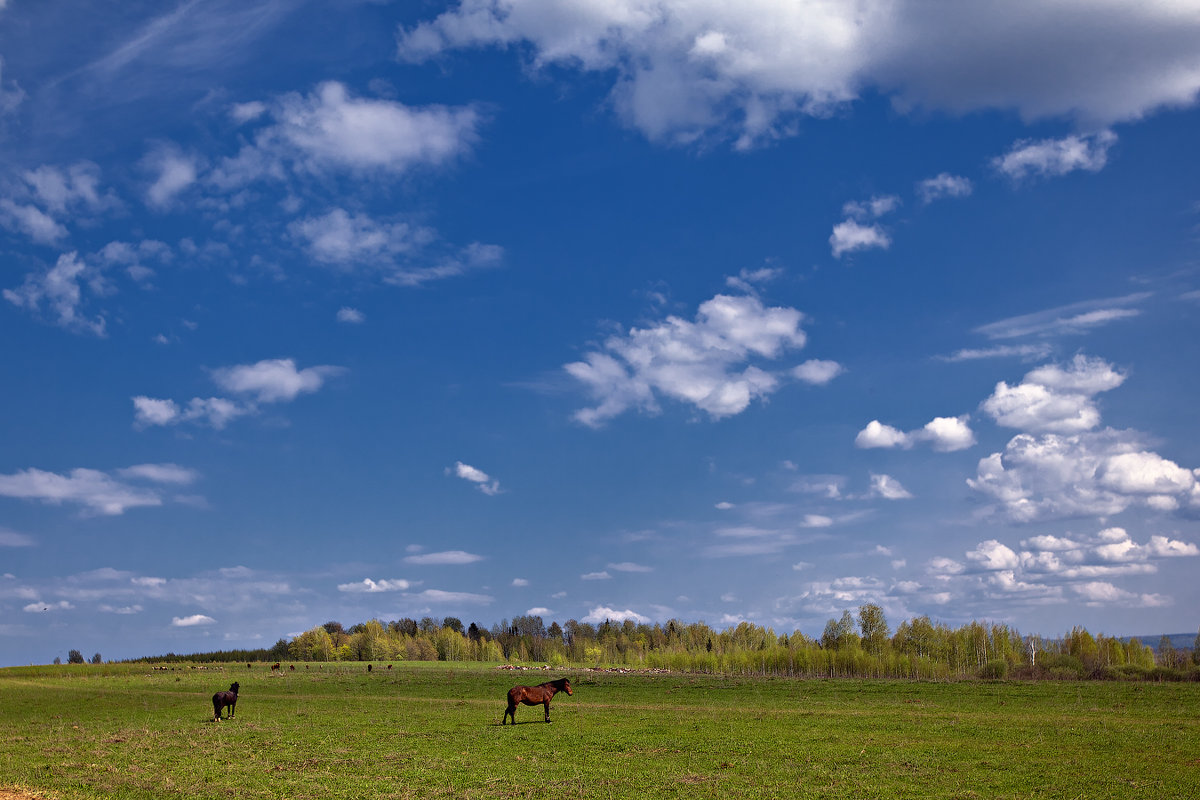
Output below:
[212,682,239,721]
[502,677,572,724]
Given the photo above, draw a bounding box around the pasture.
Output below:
[0,662,1197,799]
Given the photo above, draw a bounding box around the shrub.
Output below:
[979,659,1008,680]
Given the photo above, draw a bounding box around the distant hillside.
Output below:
[1125,633,1196,652]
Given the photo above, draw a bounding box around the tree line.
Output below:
[128,606,1200,681]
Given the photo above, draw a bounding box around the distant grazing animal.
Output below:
[367,664,372,672]
[271,662,281,672]
[212,682,239,721]
[503,678,572,725]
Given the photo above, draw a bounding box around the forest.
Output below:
[131,605,1200,681]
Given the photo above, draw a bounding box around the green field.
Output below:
[1,663,1197,799]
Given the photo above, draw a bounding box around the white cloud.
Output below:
[450,461,501,496]
[0,527,35,547]
[143,145,199,209]
[0,199,68,244]
[869,473,913,500]
[337,578,412,593]
[855,415,974,452]
[966,539,1021,571]
[212,81,480,186]
[171,614,216,627]
[0,465,193,516]
[512,578,529,587]
[938,344,1054,363]
[792,359,844,386]
[582,605,650,624]
[974,293,1149,341]
[981,355,1125,434]
[403,550,485,565]
[581,571,611,580]
[212,358,344,403]
[399,1,1200,146]
[1073,582,1169,608]
[337,307,365,324]
[608,562,654,573]
[116,463,199,485]
[134,359,342,430]
[411,589,493,604]
[917,172,972,203]
[992,131,1117,181]
[4,252,107,336]
[830,219,890,258]
[566,292,807,425]
[23,162,116,216]
[291,208,429,266]
[969,429,1198,523]
[843,194,901,219]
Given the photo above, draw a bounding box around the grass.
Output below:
[1,662,1198,799]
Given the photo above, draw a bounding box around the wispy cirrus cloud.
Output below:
[973,293,1150,341]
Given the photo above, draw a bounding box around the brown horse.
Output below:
[502,677,572,724]
[212,682,239,721]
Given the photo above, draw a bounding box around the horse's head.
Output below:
[562,678,572,696]
[230,682,240,693]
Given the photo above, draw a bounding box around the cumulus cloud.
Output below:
[399,1,1200,146]
[917,173,972,203]
[932,528,1196,608]
[337,307,365,324]
[792,359,844,385]
[171,614,216,627]
[211,358,345,403]
[134,358,343,430]
[981,355,1125,434]
[868,473,913,500]
[142,144,200,209]
[4,252,107,336]
[211,81,481,187]
[855,415,975,452]
[992,131,1117,181]
[830,219,891,259]
[450,461,501,496]
[969,429,1198,522]
[582,605,650,624]
[566,292,808,425]
[337,578,412,593]
[0,199,69,244]
[0,464,198,516]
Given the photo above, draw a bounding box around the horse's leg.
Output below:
[544,700,551,722]
[229,699,236,718]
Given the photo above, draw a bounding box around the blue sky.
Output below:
[2,0,1199,666]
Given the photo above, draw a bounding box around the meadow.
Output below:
[1,662,1197,799]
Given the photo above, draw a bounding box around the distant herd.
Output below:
[205,664,573,725]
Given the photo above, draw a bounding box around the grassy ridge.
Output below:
[1,663,1198,799]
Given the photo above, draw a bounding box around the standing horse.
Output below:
[502,678,572,724]
[212,682,239,721]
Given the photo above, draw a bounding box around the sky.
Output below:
[1,0,1199,666]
